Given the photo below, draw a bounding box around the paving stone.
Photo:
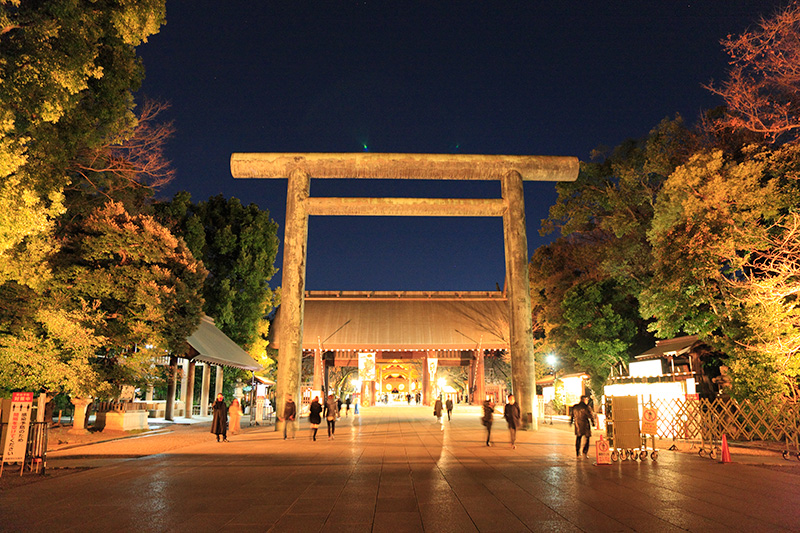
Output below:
[2,405,800,532]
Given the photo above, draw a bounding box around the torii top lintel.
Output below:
[230,152,579,182]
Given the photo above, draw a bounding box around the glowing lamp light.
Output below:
[437,377,446,388]
[546,354,557,366]
[351,379,361,389]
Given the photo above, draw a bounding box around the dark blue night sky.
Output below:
[138,0,784,292]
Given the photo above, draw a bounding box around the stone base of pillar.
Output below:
[69,398,92,434]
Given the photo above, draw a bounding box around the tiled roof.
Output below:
[187,315,261,370]
[270,291,510,351]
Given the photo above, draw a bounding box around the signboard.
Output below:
[596,435,612,465]
[428,358,438,380]
[358,352,376,382]
[3,392,34,464]
[641,407,658,435]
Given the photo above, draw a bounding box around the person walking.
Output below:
[570,395,596,459]
[228,398,242,435]
[433,397,443,423]
[445,398,454,421]
[281,394,297,440]
[503,394,522,449]
[308,396,322,441]
[211,393,228,442]
[324,394,338,439]
[345,395,352,417]
[482,398,495,446]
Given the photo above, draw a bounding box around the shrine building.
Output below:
[269,289,510,406]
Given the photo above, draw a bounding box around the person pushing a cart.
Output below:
[570,395,595,459]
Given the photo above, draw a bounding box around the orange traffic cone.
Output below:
[720,434,731,463]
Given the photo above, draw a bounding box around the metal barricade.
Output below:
[0,420,48,476]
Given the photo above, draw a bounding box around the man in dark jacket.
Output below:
[503,394,522,449]
[281,395,297,440]
[445,398,453,421]
[570,395,596,458]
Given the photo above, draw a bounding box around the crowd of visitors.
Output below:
[210,391,598,455]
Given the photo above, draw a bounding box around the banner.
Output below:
[428,358,438,380]
[358,352,376,382]
[2,392,34,464]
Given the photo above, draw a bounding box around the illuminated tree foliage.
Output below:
[532,118,694,392]
[0,1,173,396]
[731,212,800,399]
[0,202,206,396]
[706,1,800,143]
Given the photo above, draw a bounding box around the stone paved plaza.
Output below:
[2,405,799,532]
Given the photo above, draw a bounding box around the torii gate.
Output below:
[231,153,578,430]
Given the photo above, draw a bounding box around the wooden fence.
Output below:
[640,396,800,456]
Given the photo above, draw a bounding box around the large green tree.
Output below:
[156,193,280,351]
[532,118,697,391]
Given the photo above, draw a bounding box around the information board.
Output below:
[2,392,34,464]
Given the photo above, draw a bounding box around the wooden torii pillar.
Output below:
[231,153,578,430]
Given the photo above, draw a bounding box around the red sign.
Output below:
[641,407,658,435]
[596,436,612,465]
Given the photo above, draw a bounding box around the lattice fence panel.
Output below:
[648,397,702,440]
[643,397,800,452]
[705,398,799,445]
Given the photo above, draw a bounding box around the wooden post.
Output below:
[185,360,196,419]
[275,169,310,429]
[165,355,178,421]
[215,365,224,395]
[200,363,211,416]
[180,359,189,415]
[475,348,486,404]
[502,170,538,430]
[313,346,324,394]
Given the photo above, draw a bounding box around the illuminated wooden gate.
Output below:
[231,153,578,430]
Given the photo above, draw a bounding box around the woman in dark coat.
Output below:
[211,393,228,442]
[482,398,495,446]
[433,397,443,422]
[308,396,322,441]
[503,394,522,449]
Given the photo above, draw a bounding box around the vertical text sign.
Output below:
[3,392,34,464]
